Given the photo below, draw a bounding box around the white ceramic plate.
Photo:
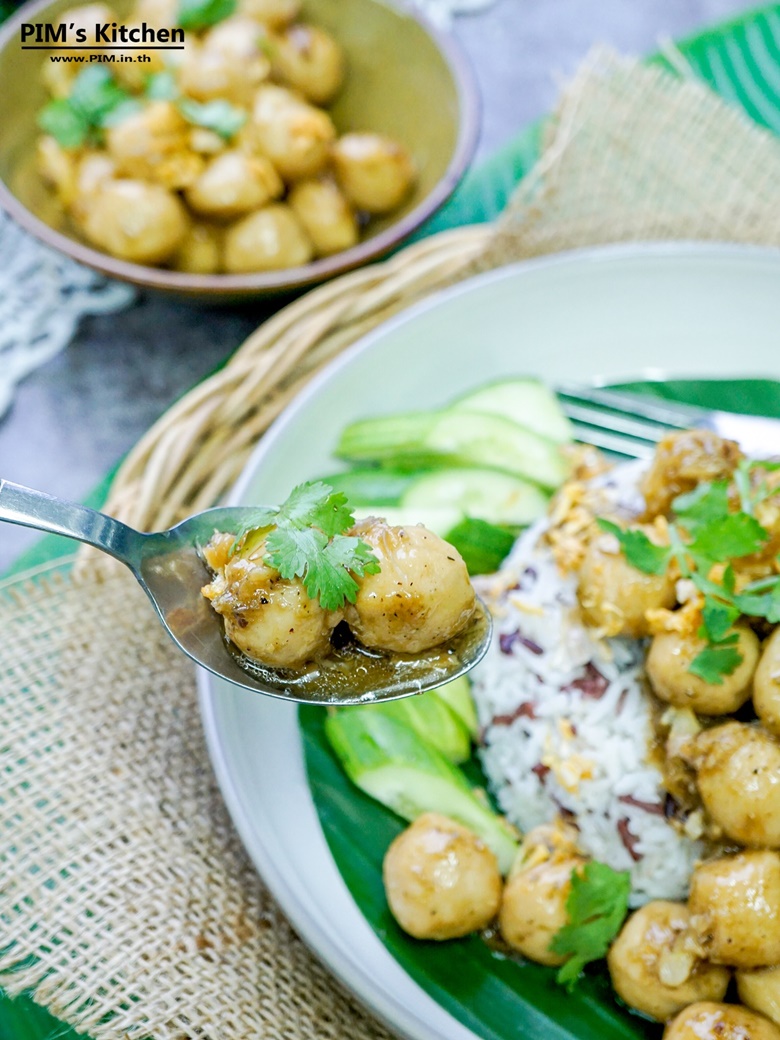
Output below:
[198,242,780,1040]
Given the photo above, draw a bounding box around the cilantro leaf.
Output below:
[549,861,631,990]
[146,70,179,100]
[734,580,780,624]
[689,643,743,685]
[596,518,670,575]
[700,596,740,643]
[178,98,247,139]
[300,534,381,611]
[177,0,235,30]
[687,513,768,564]
[227,481,380,611]
[38,98,88,148]
[672,480,729,527]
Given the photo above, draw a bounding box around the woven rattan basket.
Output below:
[103,223,491,534]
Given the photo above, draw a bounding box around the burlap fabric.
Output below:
[4,47,780,1040]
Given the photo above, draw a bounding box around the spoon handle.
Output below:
[0,479,139,566]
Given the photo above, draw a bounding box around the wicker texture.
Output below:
[4,46,780,1040]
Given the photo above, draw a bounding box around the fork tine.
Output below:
[557,384,704,430]
[561,402,671,443]
[567,422,656,459]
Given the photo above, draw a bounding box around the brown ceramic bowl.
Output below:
[0,0,479,298]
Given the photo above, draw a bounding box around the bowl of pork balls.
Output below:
[0,0,478,297]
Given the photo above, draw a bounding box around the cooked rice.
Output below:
[471,465,702,906]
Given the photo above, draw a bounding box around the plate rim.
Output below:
[198,239,780,1040]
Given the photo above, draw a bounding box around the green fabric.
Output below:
[6,4,780,1035]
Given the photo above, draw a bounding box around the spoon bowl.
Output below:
[0,481,492,704]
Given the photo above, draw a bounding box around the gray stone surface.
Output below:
[0,0,756,569]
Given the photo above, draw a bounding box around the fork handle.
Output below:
[0,479,140,566]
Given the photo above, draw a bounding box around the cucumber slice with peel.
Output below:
[431,675,479,740]
[451,378,574,444]
[324,709,518,873]
[358,696,471,764]
[401,467,549,527]
[319,468,416,506]
[336,410,568,490]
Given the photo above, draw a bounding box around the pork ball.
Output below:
[270,23,345,104]
[344,518,476,654]
[647,626,759,715]
[688,851,780,969]
[223,203,314,272]
[248,83,335,180]
[80,179,188,264]
[498,823,584,967]
[754,627,780,738]
[739,966,780,1027]
[185,150,283,219]
[288,177,358,256]
[201,530,335,668]
[172,222,222,273]
[383,812,501,940]
[331,132,416,214]
[684,722,780,848]
[664,1002,780,1040]
[576,525,676,637]
[607,901,729,1021]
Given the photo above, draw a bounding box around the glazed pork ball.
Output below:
[223,203,314,272]
[288,178,358,256]
[576,525,676,637]
[248,84,335,181]
[641,429,743,519]
[607,901,729,1021]
[270,23,345,105]
[237,0,300,28]
[647,625,759,715]
[739,966,780,1027]
[49,2,113,57]
[172,222,222,273]
[383,812,501,940]
[201,530,335,668]
[344,518,476,655]
[179,19,271,106]
[332,133,416,214]
[80,179,188,264]
[111,26,165,89]
[664,1002,780,1040]
[754,627,780,738]
[683,722,780,848]
[106,101,201,189]
[688,851,780,969]
[499,824,585,966]
[185,150,283,220]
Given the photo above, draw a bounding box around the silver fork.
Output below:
[556,384,780,459]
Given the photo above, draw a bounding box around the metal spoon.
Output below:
[0,479,492,704]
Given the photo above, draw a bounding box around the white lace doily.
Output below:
[0,211,135,421]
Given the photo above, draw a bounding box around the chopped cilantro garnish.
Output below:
[230,481,381,611]
[146,70,179,101]
[549,861,631,990]
[177,98,246,139]
[597,459,780,684]
[596,518,669,575]
[37,67,136,148]
[177,0,235,31]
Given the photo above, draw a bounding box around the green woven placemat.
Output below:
[4,6,780,1036]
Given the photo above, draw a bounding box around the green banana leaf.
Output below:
[301,376,780,1040]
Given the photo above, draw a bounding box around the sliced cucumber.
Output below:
[451,378,573,444]
[360,504,464,537]
[320,468,417,506]
[401,467,549,527]
[336,410,568,490]
[431,675,479,741]
[353,695,471,764]
[325,709,518,872]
